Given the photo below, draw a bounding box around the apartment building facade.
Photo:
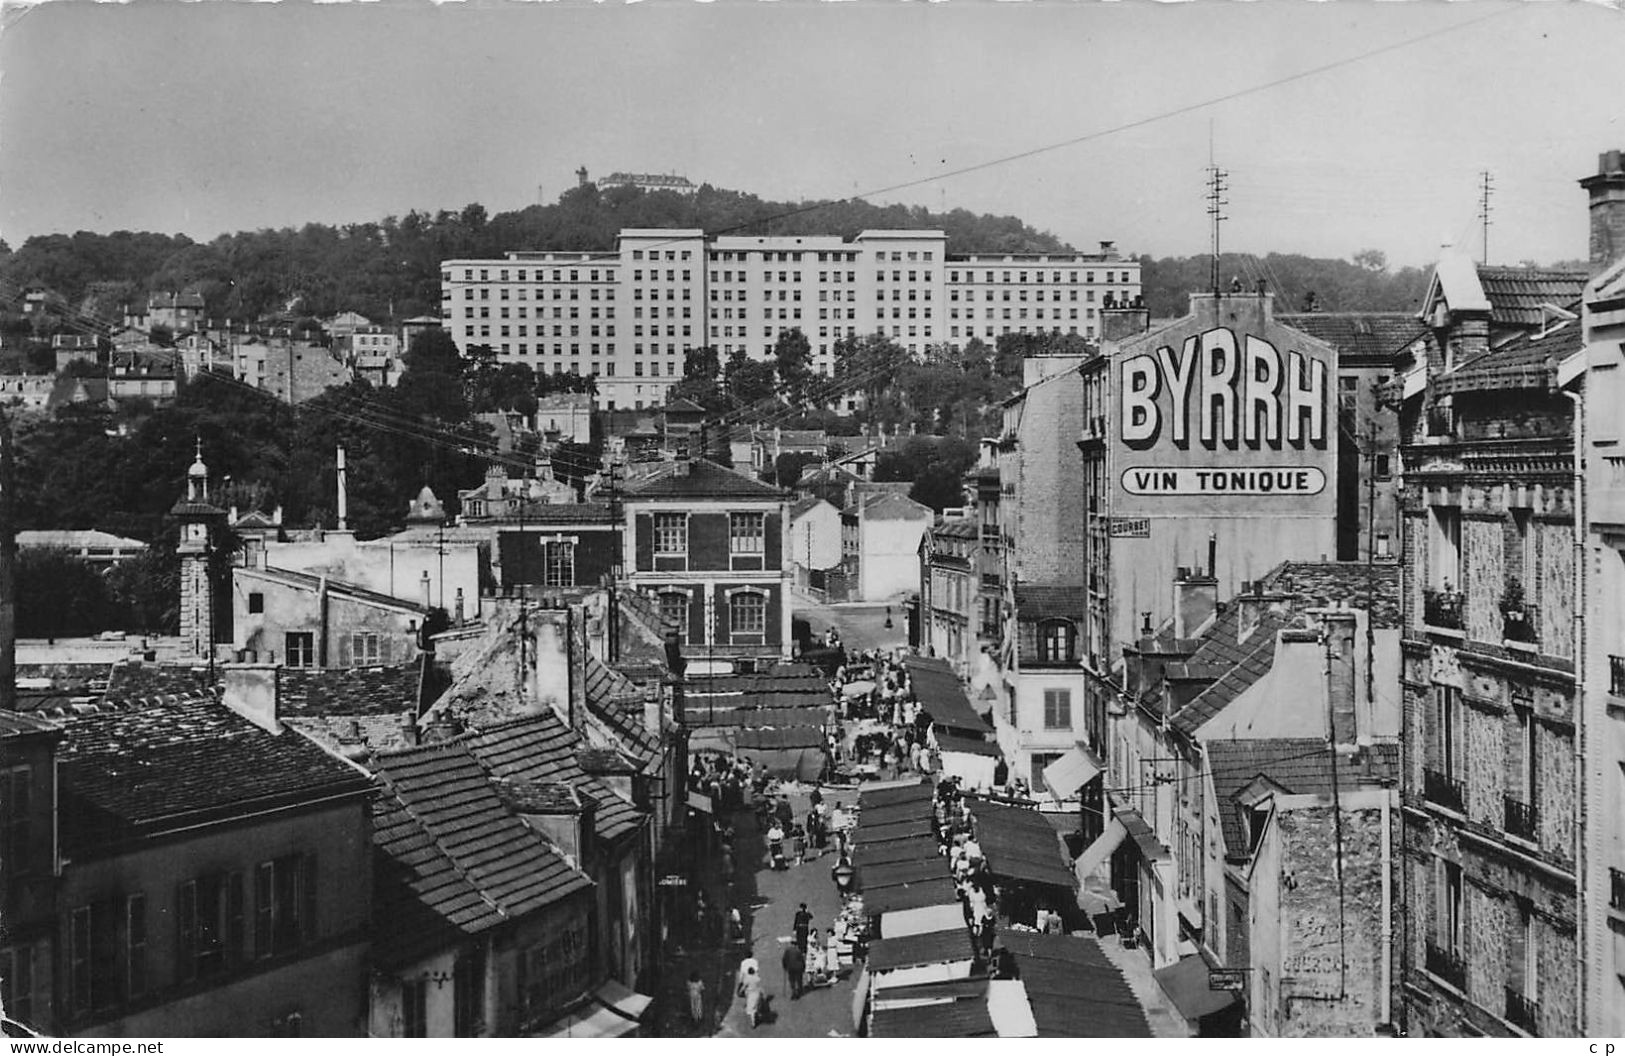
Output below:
[440,230,1139,410]
[1396,253,1583,1037]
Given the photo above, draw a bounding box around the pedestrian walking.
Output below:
[782,942,806,1000]
[793,903,814,953]
[686,972,706,1026]
[736,957,763,1029]
[792,824,807,865]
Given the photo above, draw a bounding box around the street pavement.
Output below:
[715,784,862,1038]
[793,592,909,655]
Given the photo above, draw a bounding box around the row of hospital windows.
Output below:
[470,322,1090,360]
[453,256,1136,283]
[450,274,1135,300]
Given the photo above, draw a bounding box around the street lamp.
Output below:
[832,857,856,896]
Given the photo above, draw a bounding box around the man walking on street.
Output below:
[686,972,706,1027]
[793,903,814,954]
[782,942,806,1000]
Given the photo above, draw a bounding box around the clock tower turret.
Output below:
[172,440,224,660]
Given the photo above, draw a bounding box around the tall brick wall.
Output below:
[1274,803,1392,1037]
[1014,367,1087,583]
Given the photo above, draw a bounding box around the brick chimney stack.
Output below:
[1581,149,1625,276]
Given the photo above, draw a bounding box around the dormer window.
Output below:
[1039,619,1077,664]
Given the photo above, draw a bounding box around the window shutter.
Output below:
[337,633,351,668]
[301,854,318,943]
[634,515,654,571]
[226,872,245,966]
[177,881,197,982]
[764,512,782,568]
[380,636,393,665]
[126,894,147,1000]
[254,863,273,959]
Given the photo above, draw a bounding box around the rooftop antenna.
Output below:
[1207,136,1229,299]
[1478,170,1494,265]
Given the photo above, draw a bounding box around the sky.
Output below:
[2,0,1623,268]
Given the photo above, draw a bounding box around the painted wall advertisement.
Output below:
[1115,320,1335,514]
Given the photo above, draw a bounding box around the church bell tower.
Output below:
[173,440,224,660]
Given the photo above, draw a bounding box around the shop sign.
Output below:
[1108,517,1151,538]
[1121,466,1326,497]
[657,875,688,887]
[1208,969,1249,992]
[687,791,713,814]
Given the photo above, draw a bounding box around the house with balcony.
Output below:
[1396,250,1582,1038]
[619,458,791,674]
[1557,147,1625,1035]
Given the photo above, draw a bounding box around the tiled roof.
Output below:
[1203,738,1399,858]
[621,459,787,501]
[103,661,217,700]
[56,693,373,858]
[932,518,979,540]
[866,927,976,972]
[1262,561,1401,629]
[1015,584,1087,623]
[936,732,1002,757]
[1166,607,1286,736]
[1476,266,1586,329]
[869,997,995,1039]
[0,710,61,738]
[1276,313,1424,365]
[1437,323,1582,394]
[790,495,826,520]
[1002,932,1151,1037]
[852,492,931,520]
[369,739,593,967]
[905,656,991,736]
[968,800,1075,888]
[461,715,646,845]
[280,664,420,716]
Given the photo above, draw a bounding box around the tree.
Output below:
[729,359,779,408]
[766,451,820,489]
[772,328,813,407]
[683,344,721,382]
[148,323,174,348]
[16,549,117,638]
[1352,248,1388,273]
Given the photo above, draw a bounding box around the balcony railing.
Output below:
[1505,988,1539,1034]
[1610,868,1625,912]
[1610,655,1625,698]
[1425,941,1467,991]
[1424,768,1466,813]
[1501,605,1539,645]
[1424,589,1465,630]
[1503,795,1537,842]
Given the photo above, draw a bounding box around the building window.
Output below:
[730,512,765,554]
[658,592,689,643]
[248,592,264,614]
[1043,688,1072,730]
[1436,685,1460,781]
[350,632,381,667]
[3,767,33,876]
[654,513,687,556]
[2,945,34,1026]
[1038,619,1076,663]
[1030,752,1062,791]
[402,977,428,1038]
[1431,506,1461,589]
[1438,859,1464,955]
[544,541,575,587]
[254,853,316,959]
[730,592,767,637]
[454,948,487,1038]
[177,873,242,982]
[285,632,315,668]
[517,925,589,1024]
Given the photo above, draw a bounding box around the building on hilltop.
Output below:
[596,172,698,196]
[440,229,1138,411]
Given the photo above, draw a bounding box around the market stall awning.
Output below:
[987,979,1039,1038]
[867,927,976,973]
[904,656,991,737]
[1074,819,1127,884]
[538,1001,641,1039]
[881,901,970,939]
[1153,954,1240,1022]
[1113,805,1171,864]
[863,875,961,916]
[593,978,653,1021]
[1042,744,1103,801]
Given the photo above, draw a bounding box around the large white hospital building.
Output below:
[441,228,1139,409]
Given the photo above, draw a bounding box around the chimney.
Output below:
[672,458,689,477]
[422,712,463,744]
[643,690,664,737]
[221,662,283,734]
[502,780,588,867]
[1319,608,1360,748]
[1581,149,1625,276]
[1172,565,1218,639]
[1100,304,1152,343]
[1098,240,1118,259]
[336,445,349,532]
